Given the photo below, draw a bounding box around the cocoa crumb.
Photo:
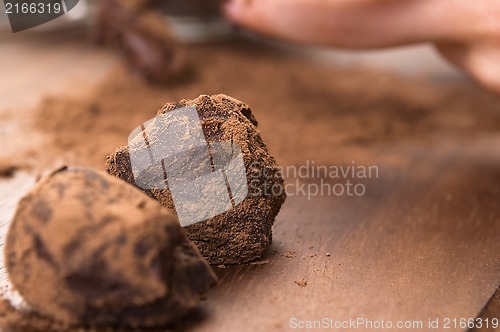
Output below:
[295,279,307,288]
[250,260,269,266]
[0,160,18,178]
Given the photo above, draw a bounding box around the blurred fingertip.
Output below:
[222,0,245,21]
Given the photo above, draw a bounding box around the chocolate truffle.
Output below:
[95,0,187,83]
[5,167,217,328]
[106,94,286,264]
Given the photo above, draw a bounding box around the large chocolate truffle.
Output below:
[106,94,286,264]
[5,167,217,328]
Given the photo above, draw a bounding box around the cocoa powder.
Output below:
[3,38,500,332]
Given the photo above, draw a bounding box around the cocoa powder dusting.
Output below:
[33,41,500,170]
[3,39,500,332]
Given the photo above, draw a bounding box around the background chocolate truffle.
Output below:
[94,0,187,83]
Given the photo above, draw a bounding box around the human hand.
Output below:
[223,0,500,93]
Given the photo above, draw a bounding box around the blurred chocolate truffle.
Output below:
[106,94,286,264]
[6,167,216,328]
[95,0,187,83]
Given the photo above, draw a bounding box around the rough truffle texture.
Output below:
[106,94,286,264]
[5,167,217,328]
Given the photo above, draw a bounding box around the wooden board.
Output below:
[194,140,500,332]
[0,28,499,332]
[473,287,500,332]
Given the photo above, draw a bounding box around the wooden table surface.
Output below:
[0,28,499,332]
